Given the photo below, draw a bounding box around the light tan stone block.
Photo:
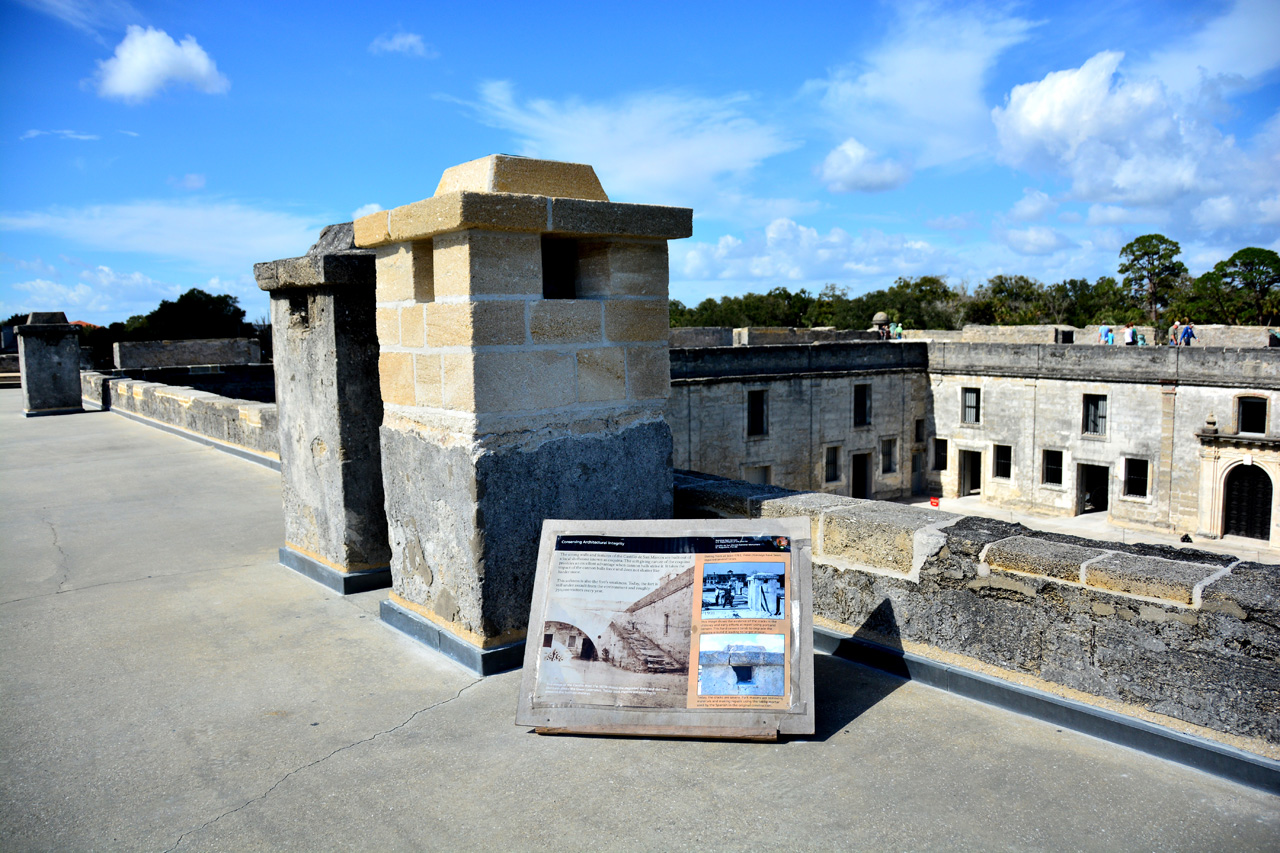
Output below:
[400,305,425,348]
[577,348,626,403]
[375,242,433,303]
[426,302,526,348]
[530,300,601,344]
[626,345,671,400]
[435,155,609,201]
[577,240,669,298]
[441,352,476,410]
[375,307,400,347]
[472,350,576,413]
[433,230,542,298]
[353,210,389,247]
[379,351,415,407]
[387,192,548,245]
[413,353,442,407]
[604,299,669,343]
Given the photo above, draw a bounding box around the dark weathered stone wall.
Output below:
[381,419,673,641]
[113,338,261,369]
[19,325,83,413]
[675,470,1279,743]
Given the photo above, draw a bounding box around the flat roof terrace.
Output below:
[1,387,1277,852]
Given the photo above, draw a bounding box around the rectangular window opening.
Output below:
[933,438,948,471]
[1124,458,1149,497]
[541,236,579,299]
[854,384,871,426]
[543,634,553,648]
[1239,397,1268,434]
[1083,394,1108,436]
[825,446,841,482]
[881,438,897,474]
[914,418,925,443]
[732,665,755,684]
[745,465,771,485]
[1043,449,1064,485]
[993,444,1013,479]
[962,387,981,424]
[747,389,768,436]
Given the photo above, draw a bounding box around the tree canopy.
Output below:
[671,237,1273,331]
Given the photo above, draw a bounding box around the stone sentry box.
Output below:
[17,312,83,417]
[355,154,692,673]
[254,223,392,593]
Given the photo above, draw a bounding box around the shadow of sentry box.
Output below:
[516,518,814,740]
[356,155,691,674]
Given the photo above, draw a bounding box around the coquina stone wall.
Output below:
[81,371,279,462]
[113,337,261,369]
[674,470,1278,746]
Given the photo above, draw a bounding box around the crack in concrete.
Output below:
[43,512,70,592]
[162,677,484,852]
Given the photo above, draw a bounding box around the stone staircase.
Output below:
[611,622,684,673]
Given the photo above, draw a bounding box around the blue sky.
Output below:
[1,0,1278,325]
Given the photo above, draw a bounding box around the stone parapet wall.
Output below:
[82,371,279,461]
[732,327,879,346]
[669,327,733,348]
[113,338,261,369]
[671,340,929,381]
[928,341,1280,390]
[674,470,1278,745]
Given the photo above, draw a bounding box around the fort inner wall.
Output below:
[673,471,1278,752]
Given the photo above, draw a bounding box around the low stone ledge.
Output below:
[1084,552,1221,606]
[105,376,280,461]
[672,470,794,518]
[983,536,1106,582]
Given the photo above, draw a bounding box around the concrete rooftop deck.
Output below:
[2,386,1277,852]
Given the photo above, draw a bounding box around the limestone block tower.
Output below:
[354,155,691,672]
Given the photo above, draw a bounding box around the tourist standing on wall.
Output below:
[1123,323,1137,345]
[1169,320,1181,345]
[1180,321,1197,346]
[1099,324,1111,345]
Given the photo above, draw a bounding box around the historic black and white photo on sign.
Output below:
[701,561,785,620]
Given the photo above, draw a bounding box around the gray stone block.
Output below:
[381,419,673,641]
[18,314,82,415]
[984,536,1105,582]
[1084,553,1220,605]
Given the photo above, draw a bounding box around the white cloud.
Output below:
[12,279,105,312]
[118,129,139,137]
[0,200,320,269]
[470,81,801,220]
[352,202,382,219]
[369,31,437,58]
[1136,0,1280,96]
[809,4,1034,171]
[1085,204,1153,226]
[1009,188,1055,222]
[991,49,1278,240]
[819,138,910,193]
[168,173,206,190]
[678,217,955,286]
[20,129,99,141]
[999,226,1077,256]
[95,26,230,104]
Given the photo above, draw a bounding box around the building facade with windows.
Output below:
[668,340,1280,545]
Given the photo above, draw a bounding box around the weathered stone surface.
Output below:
[984,536,1104,582]
[18,315,82,414]
[381,419,673,640]
[550,197,693,240]
[820,501,951,575]
[106,378,279,458]
[672,470,795,518]
[113,338,261,369]
[529,300,601,344]
[435,154,608,201]
[254,223,374,290]
[1084,552,1219,604]
[625,345,670,401]
[576,347,626,402]
[269,279,389,571]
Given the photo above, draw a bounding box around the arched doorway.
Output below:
[1223,465,1273,540]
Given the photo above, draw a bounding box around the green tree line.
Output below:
[670,237,1280,331]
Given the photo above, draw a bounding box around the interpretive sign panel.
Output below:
[515,518,814,739]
